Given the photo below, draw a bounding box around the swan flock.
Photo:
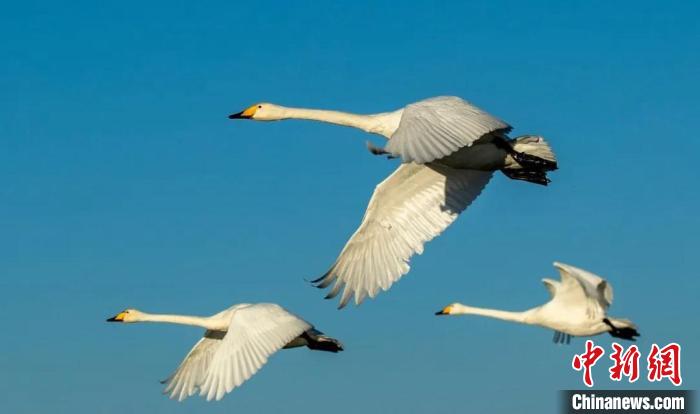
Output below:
[107,96,639,401]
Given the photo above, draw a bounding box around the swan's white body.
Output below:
[437,262,639,343]
[230,96,557,308]
[107,303,342,401]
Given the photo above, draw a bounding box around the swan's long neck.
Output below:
[134,312,226,331]
[279,107,400,138]
[450,304,536,324]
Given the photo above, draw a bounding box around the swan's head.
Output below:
[106,308,143,323]
[435,303,469,316]
[228,103,287,121]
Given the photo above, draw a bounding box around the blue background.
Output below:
[1,1,698,412]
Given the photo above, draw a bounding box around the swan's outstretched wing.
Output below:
[550,269,592,311]
[550,264,607,320]
[541,278,559,299]
[385,96,511,164]
[164,304,311,401]
[313,163,493,308]
[162,332,224,401]
[554,262,613,310]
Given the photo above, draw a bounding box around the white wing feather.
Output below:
[554,262,613,310]
[162,304,311,401]
[162,334,222,401]
[314,163,493,308]
[549,270,594,313]
[385,96,511,164]
[541,278,559,299]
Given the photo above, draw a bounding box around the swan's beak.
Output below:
[435,306,452,316]
[106,311,127,322]
[228,111,249,119]
[228,105,257,119]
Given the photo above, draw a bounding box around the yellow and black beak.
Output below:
[106,311,127,322]
[435,306,452,316]
[228,111,249,119]
[228,105,257,119]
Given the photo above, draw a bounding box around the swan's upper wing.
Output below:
[541,278,559,299]
[550,270,592,311]
[554,262,613,310]
[385,96,511,164]
[313,163,493,308]
[165,304,311,401]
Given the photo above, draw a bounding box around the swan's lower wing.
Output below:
[197,304,311,401]
[385,96,511,164]
[162,333,223,401]
[314,163,493,308]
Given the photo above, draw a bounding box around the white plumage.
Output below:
[315,163,492,308]
[230,96,557,307]
[107,303,343,401]
[436,262,639,343]
[386,96,511,163]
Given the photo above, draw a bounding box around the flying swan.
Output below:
[229,96,558,308]
[435,262,640,343]
[106,303,343,401]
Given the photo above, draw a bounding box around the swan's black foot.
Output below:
[603,318,640,341]
[512,151,558,171]
[303,329,344,352]
[501,168,551,186]
[366,141,396,159]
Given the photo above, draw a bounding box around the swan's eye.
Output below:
[258,105,262,109]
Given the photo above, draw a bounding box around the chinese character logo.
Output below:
[571,341,682,387]
[609,342,640,382]
[572,340,605,387]
[648,343,682,386]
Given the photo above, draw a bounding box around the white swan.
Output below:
[229,97,558,308]
[106,303,343,401]
[435,262,640,343]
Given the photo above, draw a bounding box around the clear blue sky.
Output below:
[1,1,698,413]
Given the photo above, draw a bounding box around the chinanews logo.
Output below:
[572,341,682,387]
[562,341,693,413]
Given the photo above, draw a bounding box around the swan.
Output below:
[229,96,558,308]
[435,262,640,343]
[106,303,343,401]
